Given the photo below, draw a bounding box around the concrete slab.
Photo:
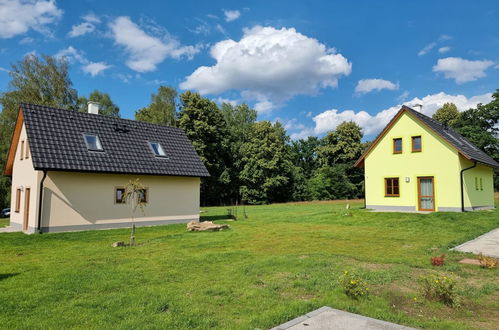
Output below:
[0,226,22,233]
[271,307,415,330]
[453,228,499,258]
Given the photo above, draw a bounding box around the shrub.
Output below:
[478,254,498,269]
[431,254,445,266]
[338,271,369,299]
[419,274,457,306]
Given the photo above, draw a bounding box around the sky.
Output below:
[0,0,498,140]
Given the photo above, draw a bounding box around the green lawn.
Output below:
[0,201,498,329]
[0,218,8,228]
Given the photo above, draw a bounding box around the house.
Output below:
[4,103,209,233]
[354,105,498,212]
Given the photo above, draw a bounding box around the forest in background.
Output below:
[0,55,497,207]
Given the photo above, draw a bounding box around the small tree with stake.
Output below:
[123,179,147,246]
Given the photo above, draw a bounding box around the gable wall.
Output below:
[9,123,41,232]
[41,171,201,232]
[365,112,461,210]
[460,158,495,209]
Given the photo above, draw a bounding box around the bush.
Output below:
[431,254,445,266]
[338,270,369,299]
[419,274,457,306]
[478,253,498,269]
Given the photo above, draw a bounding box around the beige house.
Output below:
[4,103,209,233]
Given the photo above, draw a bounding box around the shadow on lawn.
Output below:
[200,215,235,222]
[0,273,20,282]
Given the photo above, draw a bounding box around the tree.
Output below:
[290,136,323,179]
[78,90,120,117]
[178,91,229,205]
[432,102,460,127]
[123,179,147,246]
[220,102,257,203]
[0,54,78,208]
[135,86,177,126]
[306,165,357,201]
[239,121,294,204]
[317,121,364,166]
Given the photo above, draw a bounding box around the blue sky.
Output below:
[0,0,498,139]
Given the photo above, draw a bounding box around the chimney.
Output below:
[87,101,100,115]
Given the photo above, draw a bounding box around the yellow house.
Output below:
[355,105,498,212]
[4,103,209,233]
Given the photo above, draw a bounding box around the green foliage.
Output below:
[306,164,357,200]
[123,179,147,246]
[178,91,229,205]
[0,54,78,208]
[239,121,294,204]
[78,90,120,117]
[432,102,460,127]
[135,86,177,126]
[318,121,364,166]
[290,136,323,179]
[419,274,457,306]
[338,270,370,299]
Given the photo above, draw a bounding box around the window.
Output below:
[148,142,166,157]
[385,178,400,197]
[480,178,483,191]
[393,138,402,154]
[115,188,125,204]
[20,140,24,160]
[412,136,422,152]
[15,188,21,212]
[138,189,148,203]
[25,140,29,159]
[83,133,103,151]
[475,177,479,190]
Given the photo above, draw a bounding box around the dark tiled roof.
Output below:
[401,105,499,168]
[21,103,210,177]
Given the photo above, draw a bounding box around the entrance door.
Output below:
[417,177,434,211]
[23,188,30,231]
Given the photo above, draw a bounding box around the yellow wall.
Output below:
[365,111,463,211]
[41,172,201,232]
[460,158,494,209]
[9,123,41,233]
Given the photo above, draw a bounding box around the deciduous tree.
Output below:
[78,90,120,117]
[135,86,177,126]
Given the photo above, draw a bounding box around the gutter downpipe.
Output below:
[460,162,476,212]
[37,170,47,233]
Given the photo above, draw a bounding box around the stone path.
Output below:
[453,228,499,258]
[271,306,415,330]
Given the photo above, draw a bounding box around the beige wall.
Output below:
[41,172,200,232]
[10,123,41,233]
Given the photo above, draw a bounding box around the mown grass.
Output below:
[0,218,8,228]
[0,201,498,329]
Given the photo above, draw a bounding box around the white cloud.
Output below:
[397,91,410,102]
[109,16,200,72]
[180,26,351,113]
[223,9,241,22]
[0,0,62,38]
[19,36,33,44]
[215,97,238,106]
[433,57,495,84]
[68,13,102,38]
[438,46,450,53]
[82,62,111,77]
[55,46,110,76]
[418,42,437,56]
[312,92,493,136]
[417,34,452,56]
[355,78,398,94]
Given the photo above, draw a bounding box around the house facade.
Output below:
[355,106,497,212]
[4,103,209,233]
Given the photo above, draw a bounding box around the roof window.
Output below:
[83,133,103,151]
[148,141,167,157]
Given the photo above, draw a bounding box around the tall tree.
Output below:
[0,54,78,208]
[317,121,364,166]
[307,164,357,200]
[290,136,323,179]
[135,86,177,126]
[239,121,294,204]
[78,90,120,117]
[178,91,229,205]
[432,102,460,127]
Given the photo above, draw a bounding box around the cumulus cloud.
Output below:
[55,46,110,76]
[438,46,450,54]
[312,92,492,136]
[68,13,100,38]
[181,26,351,113]
[0,0,62,38]
[109,16,200,72]
[223,9,241,22]
[355,78,398,94]
[433,57,495,84]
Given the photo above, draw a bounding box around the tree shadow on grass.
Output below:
[0,273,20,281]
[200,215,235,222]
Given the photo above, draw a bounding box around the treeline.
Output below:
[0,54,497,208]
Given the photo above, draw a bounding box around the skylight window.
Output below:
[83,133,103,151]
[148,142,167,157]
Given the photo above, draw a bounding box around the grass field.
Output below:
[0,201,498,329]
